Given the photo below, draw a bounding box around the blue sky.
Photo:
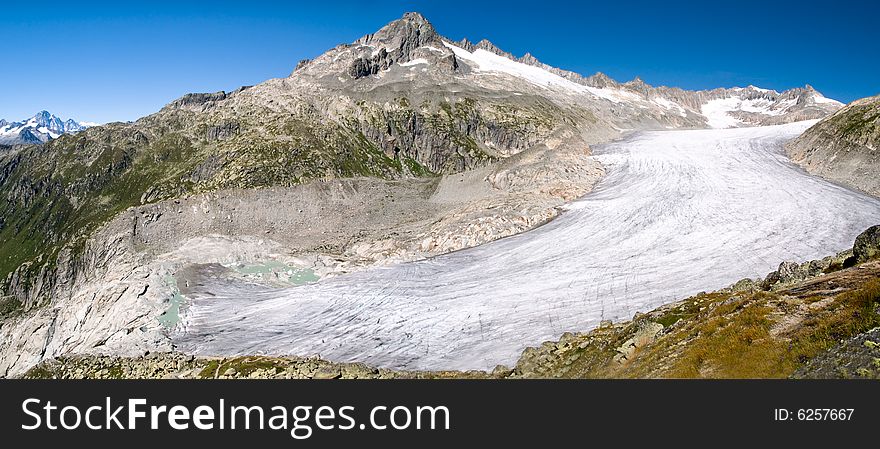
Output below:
[1,0,876,123]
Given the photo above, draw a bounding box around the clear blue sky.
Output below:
[1,0,877,123]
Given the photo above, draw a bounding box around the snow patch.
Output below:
[653,97,687,117]
[701,95,799,128]
[399,58,429,67]
[441,40,638,104]
[813,94,843,105]
[701,98,745,128]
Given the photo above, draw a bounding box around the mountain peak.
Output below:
[626,76,648,86]
[0,110,93,145]
[587,72,617,88]
[357,11,438,46]
[344,12,447,79]
[518,52,541,66]
[400,11,429,24]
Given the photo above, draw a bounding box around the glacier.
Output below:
[174,121,880,371]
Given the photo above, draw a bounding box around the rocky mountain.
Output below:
[0,111,93,145]
[0,12,848,377]
[786,94,880,196]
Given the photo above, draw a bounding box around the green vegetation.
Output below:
[23,357,125,379]
[0,296,22,319]
[0,99,447,297]
[785,279,880,365]
[198,357,284,379]
[827,101,880,139]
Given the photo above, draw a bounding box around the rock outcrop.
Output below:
[794,327,880,379]
[787,94,880,197]
[853,225,880,263]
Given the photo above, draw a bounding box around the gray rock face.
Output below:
[348,48,395,79]
[786,95,880,197]
[206,121,240,141]
[762,249,855,290]
[169,91,228,108]
[794,327,880,379]
[350,11,444,77]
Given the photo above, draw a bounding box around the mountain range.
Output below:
[0,111,94,145]
[0,11,873,379]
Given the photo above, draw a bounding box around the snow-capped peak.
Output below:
[0,111,95,145]
[700,86,843,129]
[296,12,844,131]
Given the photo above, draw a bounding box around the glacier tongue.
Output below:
[173,121,880,371]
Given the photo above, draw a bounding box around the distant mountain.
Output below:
[0,111,94,144]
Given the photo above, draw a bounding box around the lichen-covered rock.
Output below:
[853,225,880,264]
[794,327,880,379]
[613,321,664,364]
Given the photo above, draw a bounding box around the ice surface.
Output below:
[175,122,880,371]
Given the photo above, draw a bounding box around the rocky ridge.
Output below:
[786,94,880,197]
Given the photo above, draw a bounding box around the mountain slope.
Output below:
[0,111,93,145]
[0,12,849,377]
[786,94,880,197]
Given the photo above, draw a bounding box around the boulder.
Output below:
[852,225,880,264]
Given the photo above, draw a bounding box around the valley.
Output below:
[1,12,878,379]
